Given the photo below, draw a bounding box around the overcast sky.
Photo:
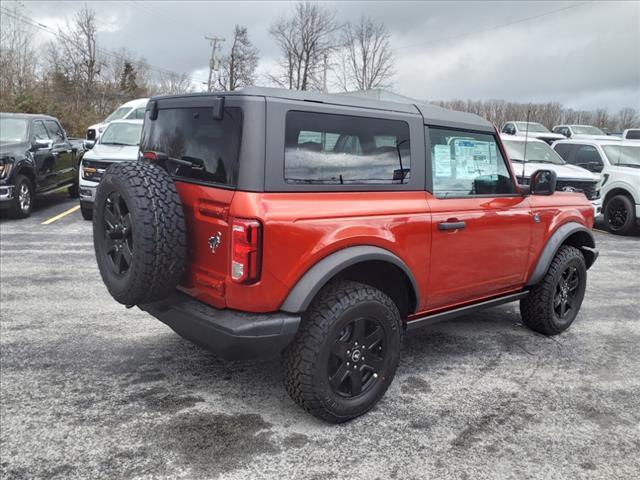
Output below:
[17,0,640,111]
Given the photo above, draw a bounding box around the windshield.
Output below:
[100,123,143,146]
[104,107,132,123]
[515,122,549,133]
[602,145,640,168]
[0,118,29,143]
[572,126,605,135]
[503,140,565,165]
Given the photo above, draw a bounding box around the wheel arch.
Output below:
[15,163,36,189]
[603,186,636,207]
[526,222,597,287]
[280,246,419,318]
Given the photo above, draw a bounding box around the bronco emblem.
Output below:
[208,232,222,253]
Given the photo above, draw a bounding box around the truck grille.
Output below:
[556,180,599,200]
[86,129,96,140]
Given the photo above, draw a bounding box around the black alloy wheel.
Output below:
[553,265,580,321]
[328,317,386,398]
[606,197,629,231]
[102,192,133,276]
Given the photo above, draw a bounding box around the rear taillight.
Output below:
[142,151,157,161]
[231,218,261,284]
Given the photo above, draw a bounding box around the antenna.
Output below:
[522,105,531,182]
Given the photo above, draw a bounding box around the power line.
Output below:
[395,1,592,50]
[0,5,209,85]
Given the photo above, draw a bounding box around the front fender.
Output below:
[280,245,419,313]
[526,222,597,286]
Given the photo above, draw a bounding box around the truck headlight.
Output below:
[0,163,12,179]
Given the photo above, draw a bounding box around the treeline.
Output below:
[1,2,637,137]
[432,99,639,133]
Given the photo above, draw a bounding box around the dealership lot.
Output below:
[1,196,639,480]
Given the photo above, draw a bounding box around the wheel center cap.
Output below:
[351,349,361,362]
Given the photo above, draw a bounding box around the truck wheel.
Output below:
[68,181,79,198]
[604,194,637,235]
[6,174,34,219]
[80,202,93,221]
[520,245,587,335]
[93,161,187,306]
[284,281,402,423]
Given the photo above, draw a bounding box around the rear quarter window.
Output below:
[284,111,410,185]
[140,106,243,187]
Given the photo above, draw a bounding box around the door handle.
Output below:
[438,221,466,231]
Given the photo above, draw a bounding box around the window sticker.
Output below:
[453,140,496,179]
[433,144,452,176]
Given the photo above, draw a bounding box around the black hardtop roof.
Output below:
[0,112,57,121]
[151,87,493,131]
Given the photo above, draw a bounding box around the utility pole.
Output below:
[322,53,328,93]
[205,36,225,92]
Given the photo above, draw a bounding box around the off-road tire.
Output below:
[604,194,637,236]
[4,174,33,219]
[284,281,402,423]
[93,161,187,306]
[520,245,587,335]
[80,202,93,221]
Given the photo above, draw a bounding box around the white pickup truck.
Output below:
[500,135,601,217]
[553,139,640,235]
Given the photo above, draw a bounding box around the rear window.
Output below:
[284,111,410,185]
[140,106,243,187]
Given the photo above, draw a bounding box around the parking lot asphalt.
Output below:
[1,195,639,480]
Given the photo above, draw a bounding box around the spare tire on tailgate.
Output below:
[93,161,187,306]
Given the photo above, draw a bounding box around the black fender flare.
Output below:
[11,157,37,187]
[280,245,420,314]
[526,221,597,286]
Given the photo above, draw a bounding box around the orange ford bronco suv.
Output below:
[93,88,598,423]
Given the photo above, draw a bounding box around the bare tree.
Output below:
[218,25,259,91]
[269,2,338,91]
[157,71,193,95]
[336,16,395,92]
[616,107,639,130]
[0,4,38,109]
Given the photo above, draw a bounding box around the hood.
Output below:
[532,132,566,141]
[83,143,140,162]
[0,141,29,159]
[516,162,600,181]
[572,134,612,141]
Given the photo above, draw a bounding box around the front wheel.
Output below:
[604,194,637,235]
[5,174,34,219]
[80,202,93,221]
[284,281,402,423]
[520,245,587,335]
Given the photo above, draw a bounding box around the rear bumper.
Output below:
[139,291,301,360]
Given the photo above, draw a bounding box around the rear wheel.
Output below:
[284,281,402,423]
[520,245,587,335]
[604,194,637,235]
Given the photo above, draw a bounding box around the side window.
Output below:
[284,111,411,185]
[44,120,65,143]
[429,127,515,198]
[132,108,146,120]
[32,121,50,141]
[502,123,512,133]
[574,145,603,167]
[553,143,573,161]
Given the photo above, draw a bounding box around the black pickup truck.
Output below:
[0,113,85,218]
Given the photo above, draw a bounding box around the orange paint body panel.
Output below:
[175,179,594,317]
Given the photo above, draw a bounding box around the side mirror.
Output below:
[83,139,96,150]
[530,169,557,196]
[33,139,52,150]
